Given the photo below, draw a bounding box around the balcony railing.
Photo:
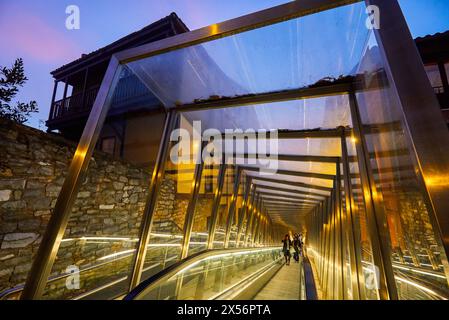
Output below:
[434,86,445,94]
[48,86,100,122]
[48,75,158,123]
[434,86,449,109]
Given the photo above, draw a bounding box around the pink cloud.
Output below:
[0,7,81,63]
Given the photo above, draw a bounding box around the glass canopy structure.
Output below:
[20,0,449,300]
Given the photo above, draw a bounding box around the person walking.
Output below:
[282,234,292,266]
[293,234,300,263]
[298,233,304,257]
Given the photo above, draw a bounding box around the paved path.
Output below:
[253,261,301,300]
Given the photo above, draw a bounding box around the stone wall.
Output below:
[0,118,217,299]
[0,118,150,298]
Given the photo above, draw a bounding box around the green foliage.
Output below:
[0,58,38,124]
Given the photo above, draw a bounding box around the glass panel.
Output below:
[356,32,449,299]
[126,3,369,108]
[188,164,220,256]
[42,66,167,299]
[228,175,246,248]
[277,138,341,157]
[340,171,353,300]
[140,115,200,283]
[132,248,283,300]
[183,96,351,133]
[346,136,380,300]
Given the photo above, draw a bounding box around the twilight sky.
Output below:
[1,0,449,130]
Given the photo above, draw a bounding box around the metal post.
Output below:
[320,198,327,284]
[367,0,449,286]
[340,127,362,300]
[243,190,257,247]
[48,80,58,129]
[207,164,227,249]
[224,168,243,248]
[81,67,89,109]
[21,58,121,300]
[349,92,398,300]
[62,77,69,114]
[180,142,207,259]
[336,164,345,299]
[330,184,336,300]
[323,195,330,298]
[236,179,252,247]
[251,197,262,246]
[128,110,178,290]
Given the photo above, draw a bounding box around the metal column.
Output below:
[224,167,243,248]
[340,127,362,300]
[180,142,207,259]
[207,164,227,249]
[349,92,398,300]
[21,58,122,299]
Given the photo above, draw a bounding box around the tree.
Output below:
[0,58,38,124]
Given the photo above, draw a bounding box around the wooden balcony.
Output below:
[47,75,160,129]
[48,86,100,124]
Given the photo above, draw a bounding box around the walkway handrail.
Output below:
[302,255,319,300]
[124,247,282,300]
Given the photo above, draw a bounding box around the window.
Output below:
[424,64,443,92]
[100,136,116,155]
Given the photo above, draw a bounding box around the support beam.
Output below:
[180,145,206,259]
[340,127,362,300]
[244,192,258,247]
[257,191,323,203]
[349,92,398,300]
[231,154,340,164]
[250,176,332,192]
[240,166,335,180]
[224,168,243,248]
[367,0,449,285]
[225,128,351,140]
[128,111,179,289]
[22,58,122,299]
[207,164,227,249]
[236,179,252,247]
[255,184,327,199]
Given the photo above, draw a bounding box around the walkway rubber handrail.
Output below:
[302,256,318,300]
[124,247,281,300]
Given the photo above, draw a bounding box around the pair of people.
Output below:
[282,234,303,265]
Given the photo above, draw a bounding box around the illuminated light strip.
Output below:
[61,236,137,242]
[395,276,448,300]
[392,264,447,279]
[96,242,237,262]
[150,233,183,239]
[73,256,179,300]
[148,243,181,247]
[171,248,280,278]
[97,244,182,261]
[97,249,136,261]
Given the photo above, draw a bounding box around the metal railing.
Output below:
[49,86,100,122]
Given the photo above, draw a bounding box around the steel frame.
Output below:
[22,0,449,301]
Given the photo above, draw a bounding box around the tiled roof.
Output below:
[415,30,449,42]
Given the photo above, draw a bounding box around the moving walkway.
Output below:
[124,247,316,300]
